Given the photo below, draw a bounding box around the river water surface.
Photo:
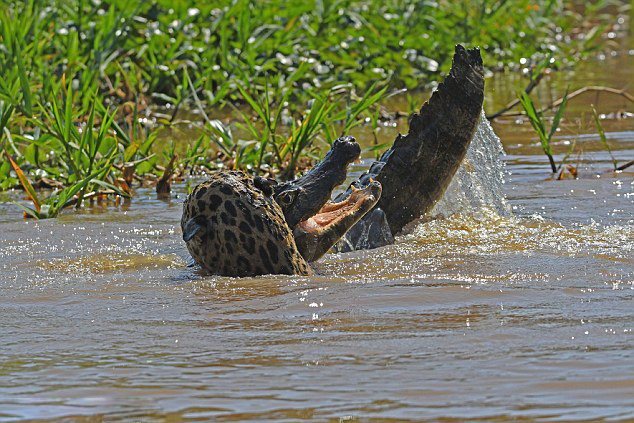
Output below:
[1,50,633,422]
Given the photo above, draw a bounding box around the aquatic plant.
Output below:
[0,0,624,217]
[4,149,126,219]
[591,104,619,171]
[518,88,569,173]
[1,0,615,114]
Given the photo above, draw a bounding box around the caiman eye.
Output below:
[276,189,298,207]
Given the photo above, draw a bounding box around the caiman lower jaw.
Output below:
[294,181,382,262]
[299,188,376,232]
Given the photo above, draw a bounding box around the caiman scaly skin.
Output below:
[336,44,485,251]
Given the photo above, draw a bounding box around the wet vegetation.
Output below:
[519,86,570,174]
[0,0,629,218]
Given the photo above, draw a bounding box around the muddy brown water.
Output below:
[1,51,634,422]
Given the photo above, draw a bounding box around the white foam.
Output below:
[431,111,511,218]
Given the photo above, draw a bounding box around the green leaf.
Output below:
[91,179,130,198]
[56,164,111,210]
[24,142,37,165]
[0,102,15,134]
[548,87,568,142]
[518,91,547,144]
[14,201,40,219]
[591,104,617,170]
[63,77,73,152]
[14,40,32,117]
[237,83,267,125]
[135,155,158,175]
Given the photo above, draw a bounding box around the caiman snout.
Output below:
[274,136,362,228]
[330,136,361,164]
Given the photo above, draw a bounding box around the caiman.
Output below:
[277,44,485,252]
[182,45,484,276]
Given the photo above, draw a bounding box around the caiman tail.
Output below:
[336,45,485,251]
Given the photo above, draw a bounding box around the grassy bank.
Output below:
[0,0,624,217]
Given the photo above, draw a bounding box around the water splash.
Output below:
[334,112,511,252]
[432,112,511,218]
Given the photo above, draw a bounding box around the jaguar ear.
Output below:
[182,216,208,242]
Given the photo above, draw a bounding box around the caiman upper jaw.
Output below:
[330,136,361,164]
[275,136,361,229]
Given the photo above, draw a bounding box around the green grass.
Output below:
[591,104,619,171]
[0,0,621,217]
[518,87,569,174]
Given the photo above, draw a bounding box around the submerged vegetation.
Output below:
[0,0,628,217]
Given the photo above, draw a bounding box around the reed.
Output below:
[0,0,619,217]
[591,105,619,171]
[518,89,569,174]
